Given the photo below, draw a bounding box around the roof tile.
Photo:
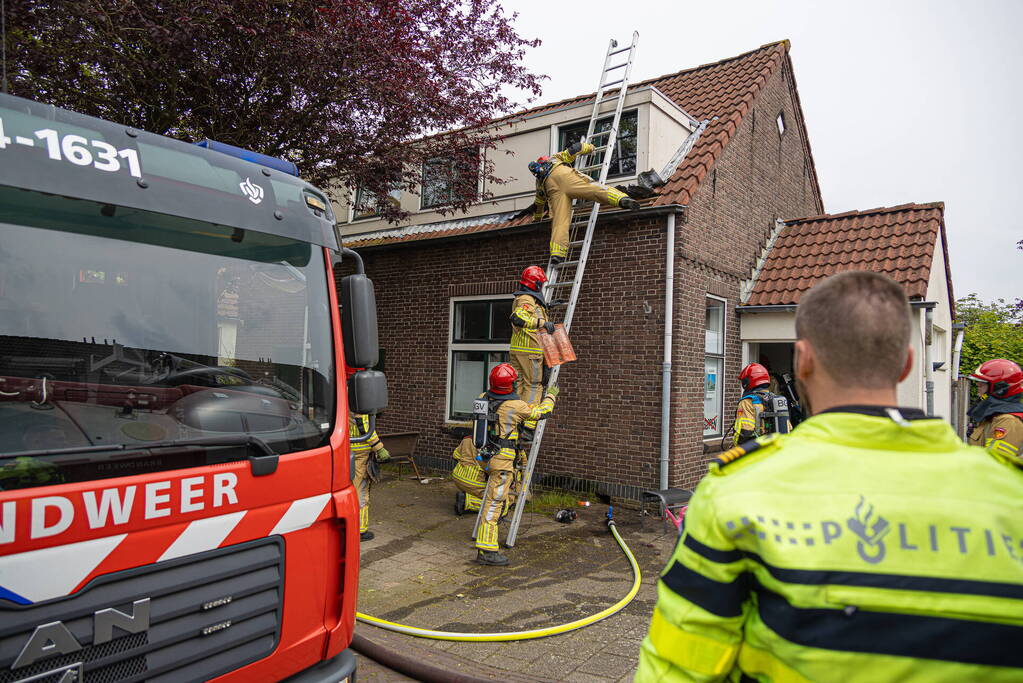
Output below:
[745,203,948,306]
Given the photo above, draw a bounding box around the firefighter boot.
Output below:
[360,530,375,541]
[477,549,509,566]
[454,491,467,516]
[619,197,641,211]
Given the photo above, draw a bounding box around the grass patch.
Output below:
[525,489,582,514]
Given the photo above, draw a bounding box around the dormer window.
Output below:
[557,110,638,179]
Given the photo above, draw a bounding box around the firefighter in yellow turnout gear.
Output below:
[349,413,389,541]
[637,271,1023,682]
[529,141,640,263]
[966,359,1023,468]
[451,436,486,516]
[509,265,554,407]
[472,363,558,566]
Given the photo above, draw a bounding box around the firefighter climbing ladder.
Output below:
[502,32,640,548]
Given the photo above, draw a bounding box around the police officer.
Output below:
[733,362,777,445]
[473,363,558,566]
[529,141,640,264]
[637,271,1023,681]
[967,358,1023,467]
[349,413,390,541]
[510,265,555,407]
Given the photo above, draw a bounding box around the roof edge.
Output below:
[782,202,946,225]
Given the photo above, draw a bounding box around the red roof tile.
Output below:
[745,203,951,306]
[348,40,817,248]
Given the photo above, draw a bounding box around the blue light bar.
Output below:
[195,139,300,177]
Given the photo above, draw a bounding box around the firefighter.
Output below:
[529,141,641,264]
[349,413,390,541]
[733,362,774,445]
[510,265,555,407]
[637,271,1023,682]
[474,363,558,566]
[967,358,1023,467]
[451,436,486,517]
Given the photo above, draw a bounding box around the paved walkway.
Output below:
[355,472,680,682]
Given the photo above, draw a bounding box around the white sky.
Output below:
[506,0,1022,303]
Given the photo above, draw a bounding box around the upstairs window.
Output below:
[352,185,401,220]
[421,150,480,209]
[704,296,726,438]
[557,109,638,179]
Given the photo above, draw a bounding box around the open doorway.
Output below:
[746,341,805,425]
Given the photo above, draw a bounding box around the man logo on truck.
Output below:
[13,599,150,669]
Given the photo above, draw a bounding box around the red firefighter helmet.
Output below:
[739,363,771,391]
[519,265,547,290]
[489,363,518,395]
[969,359,1023,398]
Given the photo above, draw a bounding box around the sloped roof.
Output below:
[745,203,952,306]
[348,40,818,249]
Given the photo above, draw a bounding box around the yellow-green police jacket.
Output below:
[636,406,1023,683]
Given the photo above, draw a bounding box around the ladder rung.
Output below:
[605,62,627,72]
[579,164,603,172]
[547,280,576,288]
[588,129,611,138]
[550,301,568,308]
[569,240,585,247]
[609,45,632,56]
[601,78,624,88]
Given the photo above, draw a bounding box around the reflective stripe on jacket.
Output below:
[349,413,381,455]
[637,408,1023,682]
[969,413,1023,467]
[510,293,548,354]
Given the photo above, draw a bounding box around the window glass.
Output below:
[450,350,508,419]
[353,185,400,220]
[705,298,725,354]
[704,357,723,437]
[557,110,638,179]
[453,300,512,343]
[421,151,478,209]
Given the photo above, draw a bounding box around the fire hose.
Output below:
[355,508,642,642]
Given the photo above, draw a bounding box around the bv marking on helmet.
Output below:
[847,496,890,564]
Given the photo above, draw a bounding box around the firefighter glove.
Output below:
[546,384,560,398]
[543,322,556,334]
[375,447,391,462]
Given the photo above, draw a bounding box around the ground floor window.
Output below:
[704,296,726,437]
[448,297,512,420]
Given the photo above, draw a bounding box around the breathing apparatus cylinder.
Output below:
[763,395,791,434]
[472,398,489,450]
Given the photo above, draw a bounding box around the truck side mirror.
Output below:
[348,369,388,415]
[340,273,379,369]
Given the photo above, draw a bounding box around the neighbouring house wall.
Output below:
[926,235,954,417]
[670,58,822,488]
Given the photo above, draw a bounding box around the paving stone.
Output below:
[575,653,637,679]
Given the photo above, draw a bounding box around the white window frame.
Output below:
[349,184,401,223]
[445,294,513,423]
[703,295,727,440]
[549,108,639,182]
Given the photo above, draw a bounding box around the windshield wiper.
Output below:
[3,435,279,476]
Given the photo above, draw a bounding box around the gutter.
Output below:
[660,212,677,490]
[736,300,941,313]
[346,204,687,253]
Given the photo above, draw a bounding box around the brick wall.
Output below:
[342,60,822,496]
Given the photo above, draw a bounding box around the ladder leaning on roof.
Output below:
[501,32,641,548]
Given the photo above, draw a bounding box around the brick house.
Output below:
[334,40,954,495]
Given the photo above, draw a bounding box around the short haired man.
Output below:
[636,271,1023,681]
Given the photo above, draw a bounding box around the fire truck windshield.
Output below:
[0,189,336,484]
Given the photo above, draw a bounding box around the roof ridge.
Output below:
[492,40,790,127]
[783,202,945,224]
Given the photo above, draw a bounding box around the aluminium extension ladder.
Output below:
[497,32,640,548]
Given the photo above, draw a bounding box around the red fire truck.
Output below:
[0,92,386,682]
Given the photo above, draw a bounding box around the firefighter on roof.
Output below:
[349,413,389,541]
[529,141,640,264]
[967,358,1023,467]
[472,363,558,566]
[637,271,1023,682]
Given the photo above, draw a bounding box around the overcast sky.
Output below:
[506,0,1021,303]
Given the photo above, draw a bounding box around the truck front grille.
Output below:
[0,538,284,683]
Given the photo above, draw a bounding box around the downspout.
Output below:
[950,322,966,435]
[659,212,676,490]
[924,306,935,416]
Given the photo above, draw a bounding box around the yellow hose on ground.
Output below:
[356,516,642,641]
